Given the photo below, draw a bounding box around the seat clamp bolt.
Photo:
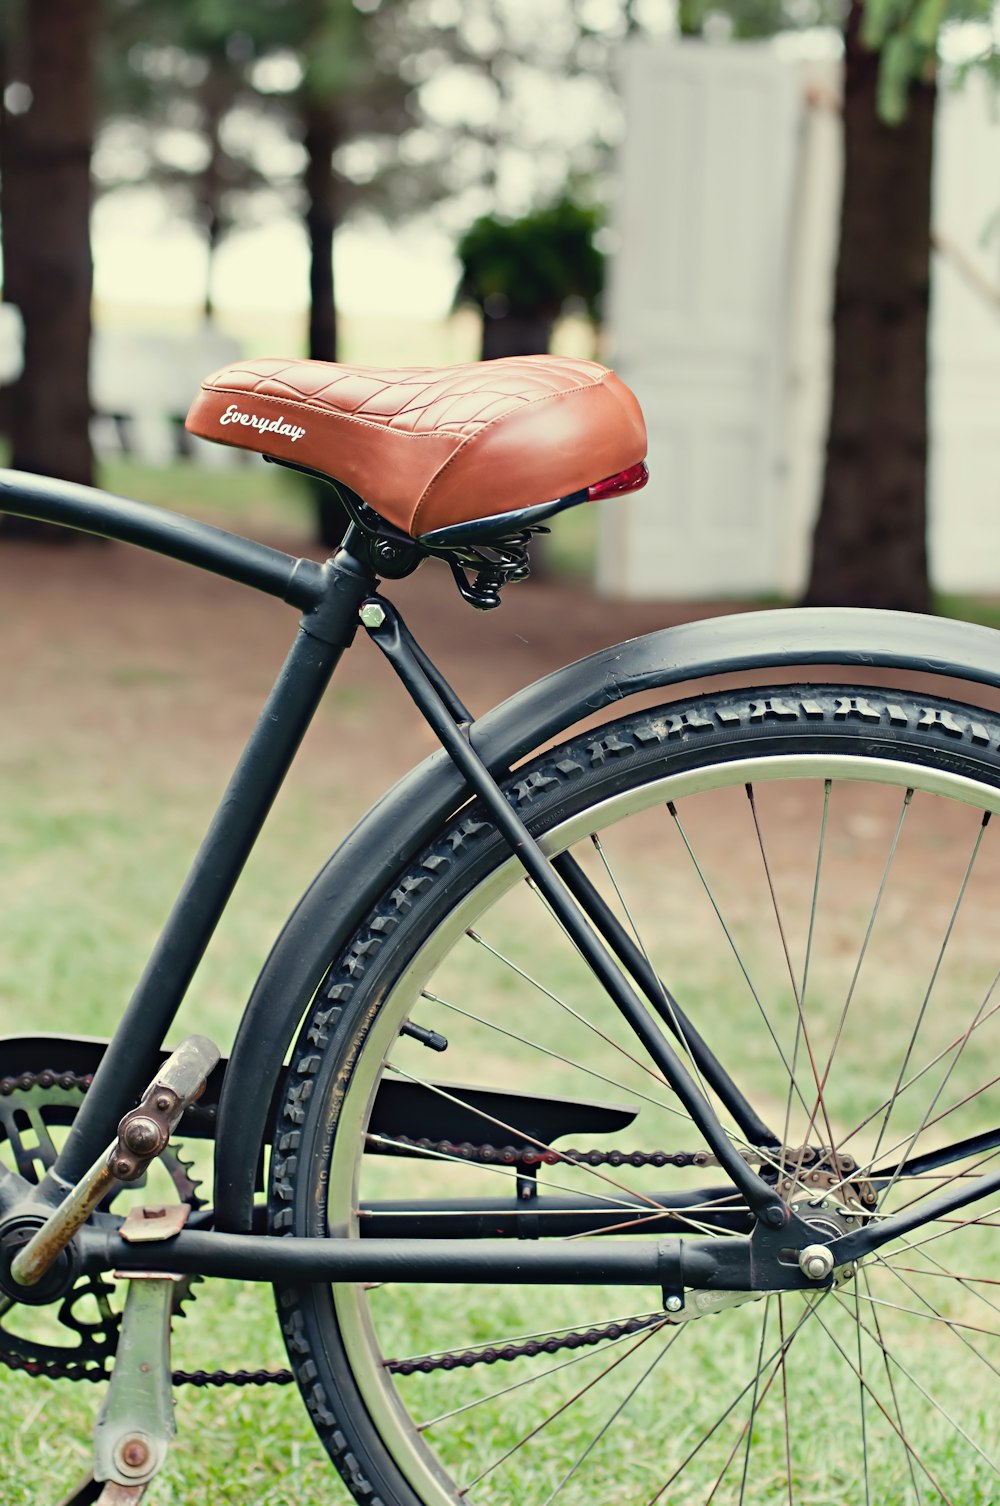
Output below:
[360,604,386,629]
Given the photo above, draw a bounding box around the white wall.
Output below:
[604,40,1000,599]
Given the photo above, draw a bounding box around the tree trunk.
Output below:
[804,2,934,611]
[1,0,96,539]
[480,311,555,360]
[302,100,349,549]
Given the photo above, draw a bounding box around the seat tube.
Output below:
[45,548,377,1195]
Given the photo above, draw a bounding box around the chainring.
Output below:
[0,1072,205,1382]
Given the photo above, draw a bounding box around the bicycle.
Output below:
[2,351,1000,1505]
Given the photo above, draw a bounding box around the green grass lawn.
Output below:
[3,453,1000,1503]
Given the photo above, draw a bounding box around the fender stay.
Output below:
[215,605,1000,1230]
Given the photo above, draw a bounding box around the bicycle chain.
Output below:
[386,1313,668,1376]
[375,1134,877,1205]
[2,1074,866,1390]
[369,1133,722,1170]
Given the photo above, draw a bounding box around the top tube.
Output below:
[0,467,327,611]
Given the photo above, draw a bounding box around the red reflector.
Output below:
[585,460,649,502]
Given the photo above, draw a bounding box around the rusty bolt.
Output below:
[114,1434,152,1475]
[154,1094,172,1113]
[111,1157,134,1180]
[121,1116,162,1155]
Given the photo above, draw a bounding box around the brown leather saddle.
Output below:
[185,354,647,542]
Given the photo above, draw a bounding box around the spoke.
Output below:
[666,800,814,1123]
[746,780,839,1177]
[860,1265,922,1506]
[778,1296,794,1506]
[379,1063,687,1221]
[736,1295,771,1505]
[422,989,790,1185]
[459,1318,673,1493]
[423,989,696,1123]
[837,998,1000,1160]
[795,785,911,1182]
[851,1287,1000,1343]
[646,1295,827,1504]
[830,1290,998,1485]
[780,780,831,1184]
[367,1196,744,1225]
[876,955,1000,1213]
[877,1143,1000,1226]
[830,1083,1000,1205]
[881,1249,1000,1317]
[865,812,990,1179]
[539,1321,676,1506]
[854,1277,872,1506]
[814,1302,957,1503]
[562,1191,746,1241]
[466,927,673,1092]
[587,832,719,1124]
[881,1201,1000,1258]
[876,1255,1000,1371]
[415,1315,666,1431]
[704,1309,794,1505]
[554,844,777,1149]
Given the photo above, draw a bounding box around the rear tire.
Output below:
[273,684,1000,1504]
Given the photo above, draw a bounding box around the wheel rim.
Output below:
[326,753,1000,1505]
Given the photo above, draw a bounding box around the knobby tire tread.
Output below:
[270,683,1000,1506]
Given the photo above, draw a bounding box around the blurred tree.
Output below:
[100,2,274,324]
[804,0,994,609]
[102,0,453,543]
[456,197,604,357]
[0,0,98,532]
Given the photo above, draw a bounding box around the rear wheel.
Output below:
[272,684,1000,1504]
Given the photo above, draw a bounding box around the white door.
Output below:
[601,40,802,599]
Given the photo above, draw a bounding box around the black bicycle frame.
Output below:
[3,465,1000,1295]
[0,473,364,1196]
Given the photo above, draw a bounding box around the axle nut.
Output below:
[798,1243,835,1282]
[360,603,386,629]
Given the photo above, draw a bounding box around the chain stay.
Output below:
[3,1072,873,1389]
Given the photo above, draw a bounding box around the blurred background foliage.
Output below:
[1,0,999,601]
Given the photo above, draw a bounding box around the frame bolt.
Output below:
[114,1433,152,1476]
[664,1294,684,1313]
[121,1116,162,1156]
[359,603,386,629]
[798,1243,835,1282]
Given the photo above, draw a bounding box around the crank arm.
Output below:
[8,1034,219,1291]
[93,1275,179,1491]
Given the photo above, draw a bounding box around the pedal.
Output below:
[10,1035,219,1290]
